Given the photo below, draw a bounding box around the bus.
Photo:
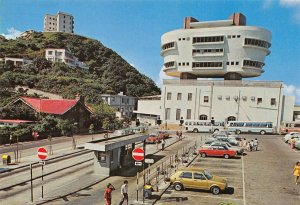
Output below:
[279,121,300,135]
[185,120,225,133]
[226,121,274,135]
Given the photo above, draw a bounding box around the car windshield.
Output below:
[226,142,232,147]
[204,170,213,180]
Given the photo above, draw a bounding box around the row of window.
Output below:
[193,36,224,44]
[192,61,223,68]
[244,38,271,49]
[178,62,189,66]
[227,61,239,66]
[167,92,277,106]
[192,48,224,55]
[162,42,175,50]
[167,92,193,101]
[164,61,175,68]
[243,60,265,69]
[227,35,241,39]
[178,37,190,41]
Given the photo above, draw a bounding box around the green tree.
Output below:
[91,103,116,129]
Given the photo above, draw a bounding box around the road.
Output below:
[158,134,300,205]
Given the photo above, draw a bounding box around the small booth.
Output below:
[85,134,148,176]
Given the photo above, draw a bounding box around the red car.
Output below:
[198,146,236,159]
[146,133,160,144]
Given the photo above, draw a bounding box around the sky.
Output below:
[1,0,300,103]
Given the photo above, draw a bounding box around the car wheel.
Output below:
[224,154,229,159]
[236,130,241,134]
[210,186,221,195]
[200,152,206,158]
[260,130,266,135]
[174,183,183,191]
[214,129,219,132]
[193,128,198,133]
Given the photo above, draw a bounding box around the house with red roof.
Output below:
[12,95,92,131]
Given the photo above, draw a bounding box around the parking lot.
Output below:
[157,133,300,205]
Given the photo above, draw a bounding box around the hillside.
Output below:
[0,31,160,105]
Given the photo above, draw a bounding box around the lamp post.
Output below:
[89,124,94,141]
[72,122,78,150]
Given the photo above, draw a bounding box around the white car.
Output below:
[284,132,299,143]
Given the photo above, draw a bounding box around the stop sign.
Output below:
[37,147,48,160]
[132,148,144,161]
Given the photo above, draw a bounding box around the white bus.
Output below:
[185,120,225,133]
[227,121,274,135]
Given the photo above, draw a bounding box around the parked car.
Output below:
[202,141,244,155]
[158,131,170,139]
[169,167,228,195]
[284,132,299,143]
[213,131,242,141]
[205,136,238,146]
[199,146,237,159]
[146,133,160,144]
[295,140,300,150]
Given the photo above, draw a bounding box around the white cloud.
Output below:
[279,0,300,24]
[283,83,300,104]
[279,0,300,6]
[1,27,22,39]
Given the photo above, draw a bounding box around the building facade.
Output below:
[133,13,294,132]
[133,95,161,125]
[0,57,32,67]
[44,12,74,33]
[101,92,137,118]
[45,48,88,69]
[161,13,271,80]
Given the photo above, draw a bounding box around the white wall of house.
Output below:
[160,79,294,132]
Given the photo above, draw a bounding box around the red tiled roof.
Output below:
[20,97,80,115]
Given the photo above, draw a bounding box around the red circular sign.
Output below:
[132,148,144,161]
[37,147,48,160]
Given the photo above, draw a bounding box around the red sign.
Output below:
[37,147,48,160]
[132,148,144,161]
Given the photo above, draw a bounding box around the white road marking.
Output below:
[174,192,244,201]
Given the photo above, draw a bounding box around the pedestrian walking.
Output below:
[155,139,159,150]
[104,183,115,205]
[242,138,247,149]
[161,139,166,150]
[254,138,259,151]
[9,134,13,145]
[290,137,296,149]
[119,180,128,205]
[249,140,254,151]
[293,162,300,185]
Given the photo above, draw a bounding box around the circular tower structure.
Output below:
[161,13,272,80]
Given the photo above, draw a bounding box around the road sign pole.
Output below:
[42,163,44,198]
[136,172,139,201]
[143,140,146,203]
[30,164,33,202]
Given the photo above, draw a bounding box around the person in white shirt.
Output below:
[254,138,259,151]
[119,180,128,205]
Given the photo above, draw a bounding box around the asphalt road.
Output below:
[158,134,300,205]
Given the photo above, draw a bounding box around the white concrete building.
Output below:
[134,95,161,125]
[161,79,294,131]
[161,13,271,80]
[45,48,88,69]
[44,12,74,33]
[101,92,137,118]
[0,57,32,67]
[135,13,294,132]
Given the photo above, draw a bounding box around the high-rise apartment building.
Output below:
[44,12,74,33]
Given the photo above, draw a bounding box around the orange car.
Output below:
[146,133,160,144]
